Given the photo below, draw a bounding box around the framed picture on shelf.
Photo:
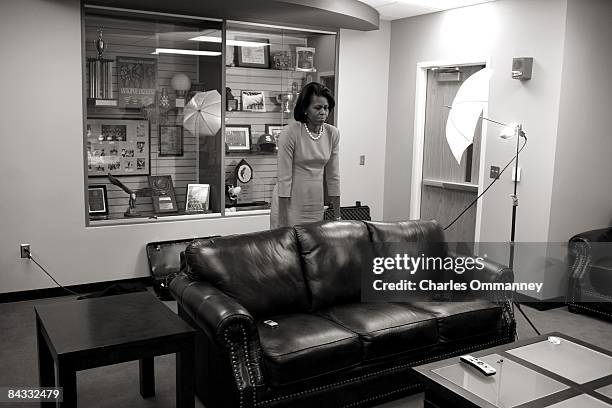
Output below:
[159,125,183,156]
[185,184,210,212]
[116,56,157,108]
[241,90,266,112]
[148,175,178,213]
[88,185,109,216]
[236,37,270,69]
[265,124,284,150]
[296,47,316,72]
[86,119,150,177]
[271,51,293,70]
[225,125,251,152]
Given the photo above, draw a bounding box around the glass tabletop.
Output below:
[545,394,612,408]
[597,384,612,400]
[433,354,568,407]
[507,337,612,384]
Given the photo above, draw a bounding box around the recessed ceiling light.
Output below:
[189,36,270,48]
[152,48,222,56]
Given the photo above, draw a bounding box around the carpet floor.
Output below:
[1,289,610,408]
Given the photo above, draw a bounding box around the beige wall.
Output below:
[385,0,567,241]
[384,0,573,300]
[548,0,612,241]
[0,0,390,294]
[542,0,612,299]
[0,0,267,293]
[337,21,391,221]
[384,0,569,298]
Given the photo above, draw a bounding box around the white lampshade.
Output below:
[170,73,192,92]
[445,68,493,164]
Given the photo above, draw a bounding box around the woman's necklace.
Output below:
[304,123,324,141]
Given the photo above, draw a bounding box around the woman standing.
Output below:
[270,82,340,229]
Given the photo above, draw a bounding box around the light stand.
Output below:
[505,124,541,336]
[445,115,540,337]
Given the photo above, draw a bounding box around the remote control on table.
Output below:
[460,355,496,376]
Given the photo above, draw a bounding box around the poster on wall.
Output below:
[86,119,150,177]
[117,56,157,108]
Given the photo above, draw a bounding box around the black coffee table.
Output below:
[35,291,195,408]
[415,332,612,408]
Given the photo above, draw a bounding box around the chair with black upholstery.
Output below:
[566,227,612,321]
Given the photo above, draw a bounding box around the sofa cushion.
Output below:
[185,227,310,317]
[257,314,362,386]
[408,300,503,342]
[318,303,439,361]
[295,221,373,310]
[365,220,453,286]
[365,220,447,257]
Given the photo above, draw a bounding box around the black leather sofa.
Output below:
[567,227,612,320]
[170,220,516,408]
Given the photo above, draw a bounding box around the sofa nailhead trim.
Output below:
[225,328,245,408]
[567,241,612,318]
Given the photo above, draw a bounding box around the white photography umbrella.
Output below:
[446,68,493,164]
[183,90,221,136]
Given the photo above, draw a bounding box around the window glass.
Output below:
[84,10,223,222]
[224,22,337,212]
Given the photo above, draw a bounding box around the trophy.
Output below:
[276,82,300,113]
[95,28,106,59]
[276,93,295,113]
[88,28,114,101]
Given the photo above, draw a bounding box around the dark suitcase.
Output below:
[324,201,371,221]
[146,236,218,300]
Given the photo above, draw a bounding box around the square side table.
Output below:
[35,291,195,408]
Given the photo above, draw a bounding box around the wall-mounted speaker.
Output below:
[512,57,533,80]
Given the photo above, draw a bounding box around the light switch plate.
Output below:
[359,155,365,165]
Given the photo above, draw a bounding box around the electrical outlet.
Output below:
[490,166,500,179]
[20,244,31,259]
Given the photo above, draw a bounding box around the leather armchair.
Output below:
[567,227,612,320]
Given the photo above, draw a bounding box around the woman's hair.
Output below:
[293,82,336,123]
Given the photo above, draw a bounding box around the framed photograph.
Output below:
[185,184,210,212]
[296,47,317,72]
[265,124,284,151]
[236,37,270,69]
[148,175,178,214]
[88,185,108,216]
[159,125,183,156]
[117,56,157,108]
[271,51,293,70]
[87,119,150,177]
[241,90,266,112]
[225,125,251,152]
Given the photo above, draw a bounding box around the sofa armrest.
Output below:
[567,228,612,305]
[170,273,254,340]
[170,273,265,403]
[449,252,514,303]
[570,227,612,244]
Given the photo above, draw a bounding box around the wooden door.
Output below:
[420,65,484,250]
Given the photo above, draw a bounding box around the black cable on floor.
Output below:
[26,252,81,297]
